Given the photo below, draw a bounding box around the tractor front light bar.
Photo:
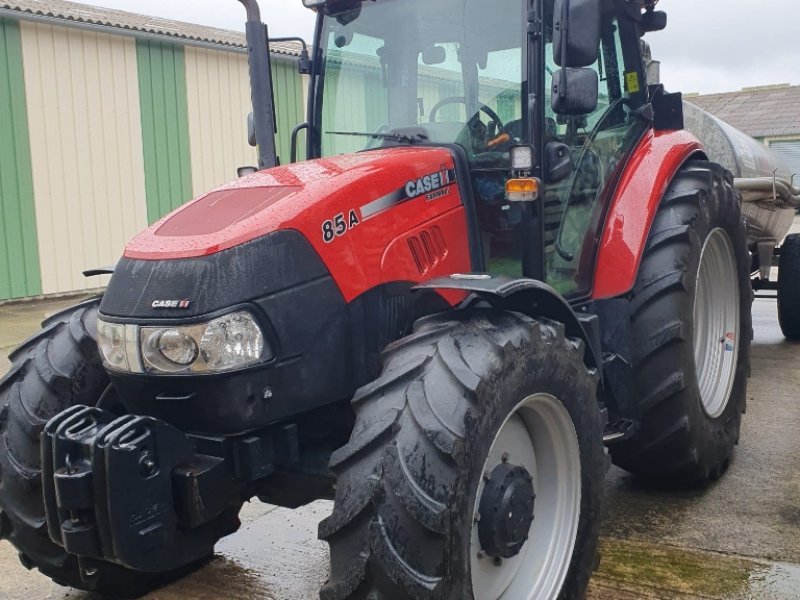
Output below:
[97,311,270,375]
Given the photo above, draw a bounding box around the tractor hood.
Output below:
[125,147,460,261]
[114,146,471,307]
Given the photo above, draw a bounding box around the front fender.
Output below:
[415,275,601,373]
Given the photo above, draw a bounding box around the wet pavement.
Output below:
[1,220,799,599]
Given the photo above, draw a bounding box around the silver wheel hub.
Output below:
[693,228,740,418]
[471,393,581,600]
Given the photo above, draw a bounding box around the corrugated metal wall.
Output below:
[185,48,305,196]
[0,17,40,299]
[19,21,148,296]
[185,45,255,195]
[137,40,193,223]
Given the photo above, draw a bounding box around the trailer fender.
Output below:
[592,129,705,300]
[415,276,601,373]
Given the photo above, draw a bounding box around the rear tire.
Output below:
[0,298,227,597]
[320,309,605,600]
[611,160,752,483]
[778,233,800,340]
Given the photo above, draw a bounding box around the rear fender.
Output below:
[592,129,706,300]
[415,276,601,373]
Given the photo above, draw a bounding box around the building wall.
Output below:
[19,20,148,295]
[763,136,800,179]
[0,18,40,299]
[137,39,193,223]
[0,15,306,301]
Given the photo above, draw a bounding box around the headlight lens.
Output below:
[199,312,264,371]
[97,319,128,370]
[97,311,270,375]
[141,311,268,374]
[97,320,143,372]
[142,328,200,372]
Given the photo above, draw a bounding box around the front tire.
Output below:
[320,309,605,600]
[611,160,752,483]
[778,233,800,340]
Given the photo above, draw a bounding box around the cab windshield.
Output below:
[316,0,527,167]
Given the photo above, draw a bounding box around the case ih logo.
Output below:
[151,299,191,309]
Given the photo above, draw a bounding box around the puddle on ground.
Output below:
[747,561,800,599]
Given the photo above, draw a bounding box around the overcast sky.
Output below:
[89,0,798,95]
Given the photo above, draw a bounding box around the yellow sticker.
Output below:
[625,71,641,94]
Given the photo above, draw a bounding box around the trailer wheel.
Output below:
[611,161,752,483]
[0,298,228,597]
[320,309,605,600]
[778,233,800,340]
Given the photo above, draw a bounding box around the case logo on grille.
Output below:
[151,299,191,309]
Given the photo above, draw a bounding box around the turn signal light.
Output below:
[506,178,540,202]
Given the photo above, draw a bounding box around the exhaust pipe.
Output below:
[238,0,278,170]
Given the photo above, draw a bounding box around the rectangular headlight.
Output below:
[140,311,271,374]
[97,312,271,375]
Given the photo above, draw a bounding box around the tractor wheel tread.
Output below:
[321,308,604,599]
[611,160,752,484]
[778,234,800,340]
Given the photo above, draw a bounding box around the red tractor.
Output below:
[0,0,753,598]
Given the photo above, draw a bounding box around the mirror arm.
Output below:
[558,0,570,102]
[270,36,312,74]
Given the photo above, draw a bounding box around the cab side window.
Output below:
[543,15,647,296]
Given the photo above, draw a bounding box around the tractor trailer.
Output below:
[0,0,798,598]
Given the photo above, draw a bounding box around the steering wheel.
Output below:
[429,96,506,154]
[429,96,505,130]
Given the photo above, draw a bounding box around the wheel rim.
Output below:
[470,393,581,600]
[693,228,740,418]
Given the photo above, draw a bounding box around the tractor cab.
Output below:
[299,0,658,297]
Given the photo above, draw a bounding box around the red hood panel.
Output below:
[155,187,301,237]
[123,147,472,303]
[125,147,458,260]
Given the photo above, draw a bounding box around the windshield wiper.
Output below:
[326,131,429,145]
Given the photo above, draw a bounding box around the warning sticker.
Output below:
[625,71,641,94]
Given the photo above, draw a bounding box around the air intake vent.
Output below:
[407,226,447,275]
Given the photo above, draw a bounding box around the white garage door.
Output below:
[769,140,800,182]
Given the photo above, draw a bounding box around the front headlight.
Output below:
[97,311,270,375]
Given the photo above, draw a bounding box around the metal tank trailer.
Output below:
[682,102,800,338]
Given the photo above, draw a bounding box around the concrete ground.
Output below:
[1,220,799,599]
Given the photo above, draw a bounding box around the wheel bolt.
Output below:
[493,557,503,567]
[501,452,510,463]
[477,550,486,559]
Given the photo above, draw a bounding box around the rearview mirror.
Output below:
[641,11,667,33]
[551,68,599,115]
[421,45,446,66]
[554,0,601,68]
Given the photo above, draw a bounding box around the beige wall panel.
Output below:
[185,46,256,195]
[20,21,148,295]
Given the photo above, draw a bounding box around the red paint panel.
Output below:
[591,130,703,300]
[155,187,300,237]
[124,147,472,303]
